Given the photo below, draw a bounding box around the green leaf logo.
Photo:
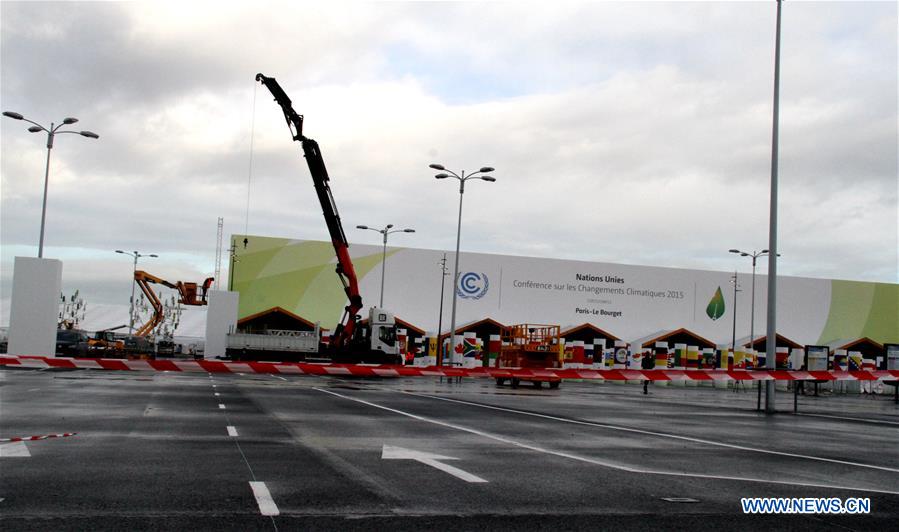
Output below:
[706,286,726,321]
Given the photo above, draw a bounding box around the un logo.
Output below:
[457,272,489,300]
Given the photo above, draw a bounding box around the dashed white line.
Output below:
[249,481,279,516]
[214,392,220,396]
[227,426,238,437]
[218,404,226,410]
[271,375,288,381]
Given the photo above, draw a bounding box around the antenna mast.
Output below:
[214,217,224,290]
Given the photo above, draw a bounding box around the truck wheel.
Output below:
[496,378,506,386]
[511,378,520,389]
[549,381,560,389]
[533,381,542,389]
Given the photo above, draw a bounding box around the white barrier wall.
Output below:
[204,290,239,359]
[8,257,63,356]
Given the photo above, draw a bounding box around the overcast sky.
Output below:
[1,1,896,327]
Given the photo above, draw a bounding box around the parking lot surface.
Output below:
[2,368,897,530]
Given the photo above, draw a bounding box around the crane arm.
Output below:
[132,271,213,337]
[134,271,166,337]
[255,73,362,350]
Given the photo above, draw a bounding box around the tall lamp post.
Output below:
[731,248,779,411]
[116,250,158,333]
[764,0,784,414]
[430,163,495,367]
[356,224,415,308]
[729,249,777,352]
[3,111,99,258]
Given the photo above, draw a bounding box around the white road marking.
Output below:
[314,388,899,496]
[249,481,279,516]
[271,375,288,381]
[227,426,238,437]
[27,388,40,392]
[382,444,487,483]
[218,404,226,409]
[796,412,899,426]
[406,392,899,475]
[0,441,31,458]
[212,384,217,388]
[214,392,220,397]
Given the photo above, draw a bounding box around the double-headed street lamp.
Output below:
[356,224,415,308]
[730,248,780,412]
[728,249,778,352]
[430,163,496,367]
[116,250,158,333]
[3,111,99,258]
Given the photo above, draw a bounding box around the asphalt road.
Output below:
[1,368,897,530]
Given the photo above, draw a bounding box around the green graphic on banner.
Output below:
[229,235,398,326]
[818,281,899,344]
[705,287,726,321]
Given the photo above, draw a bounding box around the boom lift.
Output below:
[133,270,214,337]
[255,72,400,364]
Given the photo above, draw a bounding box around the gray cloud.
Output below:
[2,1,896,326]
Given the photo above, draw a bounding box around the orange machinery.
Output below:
[133,271,214,337]
[495,324,564,389]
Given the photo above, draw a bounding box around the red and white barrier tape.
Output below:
[0,432,77,443]
[2,355,898,381]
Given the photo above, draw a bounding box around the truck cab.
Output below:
[367,307,397,354]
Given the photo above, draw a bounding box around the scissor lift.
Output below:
[495,324,563,389]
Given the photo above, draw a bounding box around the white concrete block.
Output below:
[204,290,239,359]
[8,257,63,356]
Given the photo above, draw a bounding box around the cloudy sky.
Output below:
[1,1,896,328]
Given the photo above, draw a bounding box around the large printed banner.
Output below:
[229,236,898,347]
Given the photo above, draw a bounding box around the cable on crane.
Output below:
[243,80,257,249]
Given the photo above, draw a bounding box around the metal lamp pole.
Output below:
[430,163,495,367]
[731,248,778,410]
[116,250,158,333]
[765,0,784,414]
[356,224,415,308]
[729,249,775,351]
[3,112,99,258]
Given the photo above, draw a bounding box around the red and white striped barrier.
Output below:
[2,355,898,382]
[0,432,77,443]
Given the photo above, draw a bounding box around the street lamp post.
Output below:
[356,224,415,308]
[116,250,158,334]
[730,248,778,410]
[729,249,776,351]
[430,163,495,367]
[3,111,99,258]
[764,0,784,414]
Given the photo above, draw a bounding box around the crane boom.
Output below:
[133,270,213,337]
[255,73,362,350]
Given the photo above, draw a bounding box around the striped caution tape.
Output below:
[2,355,898,381]
[0,432,77,443]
